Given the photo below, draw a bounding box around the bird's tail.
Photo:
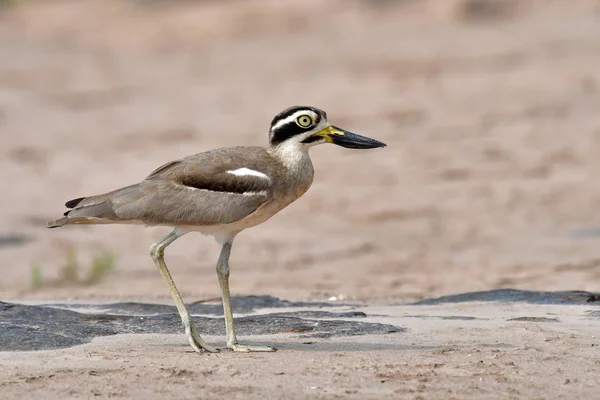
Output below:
[46,187,135,228]
[47,215,107,228]
[47,217,70,228]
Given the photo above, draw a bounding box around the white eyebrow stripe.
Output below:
[272,110,318,131]
[227,168,271,181]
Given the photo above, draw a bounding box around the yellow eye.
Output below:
[296,115,313,128]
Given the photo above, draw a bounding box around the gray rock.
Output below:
[46,295,346,316]
[0,233,30,247]
[506,317,560,323]
[0,298,402,352]
[587,310,600,319]
[412,289,600,306]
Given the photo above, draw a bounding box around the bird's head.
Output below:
[268,106,386,150]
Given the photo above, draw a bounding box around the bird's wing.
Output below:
[58,147,276,227]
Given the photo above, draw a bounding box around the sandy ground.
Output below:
[1,301,599,399]
[1,0,600,398]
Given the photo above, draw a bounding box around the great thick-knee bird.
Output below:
[48,106,386,353]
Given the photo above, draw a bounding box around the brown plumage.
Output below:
[48,147,294,229]
[46,106,386,354]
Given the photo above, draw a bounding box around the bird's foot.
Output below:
[186,325,219,353]
[227,343,277,352]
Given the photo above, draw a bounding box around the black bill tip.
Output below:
[329,126,387,149]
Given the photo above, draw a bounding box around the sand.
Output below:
[1,300,599,399]
[1,0,600,398]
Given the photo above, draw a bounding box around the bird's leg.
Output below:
[216,239,276,352]
[150,230,218,353]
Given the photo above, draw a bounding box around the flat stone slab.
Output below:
[411,289,600,305]
[1,290,599,400]
[44,295,349,316]
[0,296,402,351]
[2,290,600,352]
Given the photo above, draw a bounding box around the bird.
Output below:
[47,105,386,353]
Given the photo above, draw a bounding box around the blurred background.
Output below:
[1,0,599,303]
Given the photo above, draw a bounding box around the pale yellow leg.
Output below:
[216,240,276,352]
[150,230,218,353]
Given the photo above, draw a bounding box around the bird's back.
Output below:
[48,145,314,230]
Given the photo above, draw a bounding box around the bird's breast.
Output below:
[227,151,314,231]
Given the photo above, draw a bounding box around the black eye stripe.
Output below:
[272,106,312,125]
[269,106,325,146]
[270,121,305,145]
[271,106,323,127]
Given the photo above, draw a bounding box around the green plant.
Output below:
[60,248,79,284]
[31,264,44,289]
[85,251,117,285]
[30,249,118,289]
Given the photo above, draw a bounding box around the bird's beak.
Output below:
[315,126,387,149]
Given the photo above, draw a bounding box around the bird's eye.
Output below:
[296,115,313,128]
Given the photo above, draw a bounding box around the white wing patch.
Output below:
[242,190,268,197]
[227,168,271,181]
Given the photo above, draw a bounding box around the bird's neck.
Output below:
[268,142,313,174]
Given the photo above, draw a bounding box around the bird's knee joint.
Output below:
[149,243,164,260]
